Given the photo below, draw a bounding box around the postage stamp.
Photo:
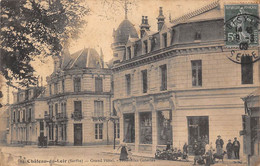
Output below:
[224,4,259,50]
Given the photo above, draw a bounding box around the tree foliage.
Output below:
[0,0,89,87]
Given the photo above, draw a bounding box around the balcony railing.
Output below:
[56,113,68,121]
[71,112,83,121]
[91,112,108,121]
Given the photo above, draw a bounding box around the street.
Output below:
[0,145,246,166]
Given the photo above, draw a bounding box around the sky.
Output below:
[1,0,255,105]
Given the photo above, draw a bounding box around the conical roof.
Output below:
[113,19,138,44]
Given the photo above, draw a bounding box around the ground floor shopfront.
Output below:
[44,119,116,146]
[114,87,258,156]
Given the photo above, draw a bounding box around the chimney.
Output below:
[140,16,150,38]
[157,7,165,31]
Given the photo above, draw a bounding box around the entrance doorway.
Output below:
[74,124,82,145]
[187,116,209,146]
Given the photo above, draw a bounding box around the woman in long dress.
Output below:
[118,141,128,161]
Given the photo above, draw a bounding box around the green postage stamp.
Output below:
[224,4,259,49]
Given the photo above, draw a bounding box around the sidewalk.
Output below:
[101,146,247,165]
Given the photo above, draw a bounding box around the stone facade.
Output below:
[9,87,47,144]
[44,48,117,146]
[111,2,260,156]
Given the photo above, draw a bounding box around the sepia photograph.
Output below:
[0,0,259,165]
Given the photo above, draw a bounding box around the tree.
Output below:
[0,0,89,87]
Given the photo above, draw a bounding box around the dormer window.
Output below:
[134,44,138,57]
[162,33,167,48]
[195,31,201,40]
[127,46,131,59]
[143,40,148,54]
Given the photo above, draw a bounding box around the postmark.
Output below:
[224,4,259,50]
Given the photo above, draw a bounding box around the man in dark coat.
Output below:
[233,137,240,159]
[215,135,224,155]
[226,139,233,159]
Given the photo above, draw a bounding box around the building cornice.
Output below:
[112,40,225,72]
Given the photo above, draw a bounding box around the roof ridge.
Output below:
[172,0,219,24]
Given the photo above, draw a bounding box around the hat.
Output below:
[217,135,221,137]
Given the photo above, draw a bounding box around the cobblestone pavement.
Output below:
[0,145,247,166]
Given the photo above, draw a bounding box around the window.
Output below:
[49,84,52,95]
[191,60,202,86]
[74,101,82,115]
[63,102,67,117]
[158,110,172,145]
[54,83,58,94]
[134,44,138,57]
[143,40,148,54]
[95,77,103,92]
[94,101,104,116]
[28,108,32,122]
[125,74,131,95]
[241,56,253,84]
[95,123,103,139]
[127,46,131,59]
[115,122,120,139]
[163,33,167,48]
[142,70,148,93]
[13,111,15,122]
[195,31,201,40]
[22,110,25,122]
[74,77,81,92]
[124,113,135,143]
[49,105,53,117]
[160,64,167,91]
[140,112,152,144]
[25,90,29,100]
[62,80,65,93]
[55,103,58,116]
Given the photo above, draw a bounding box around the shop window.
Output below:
[187,116,209,150]
[140,112,152,144]
[74,77,81,92]
[125,74,131,96]
[142,69,148,93]
[241,56,253,84]
[160,64,167,91]
[95,77,103,92]
[95,123,103,139]
[158,110,172,145]
[191,60,202,86]
[94,100,104,116]
[124,114,135,143]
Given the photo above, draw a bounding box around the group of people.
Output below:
[191,135,241,165]
[217,136,240,160]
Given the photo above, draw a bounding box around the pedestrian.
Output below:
[215,135,224,155]
[183,142,188,154]
[233,137,240,159]
[193,140,201,165]
[226,139,233,159]
[118,140,128,161]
